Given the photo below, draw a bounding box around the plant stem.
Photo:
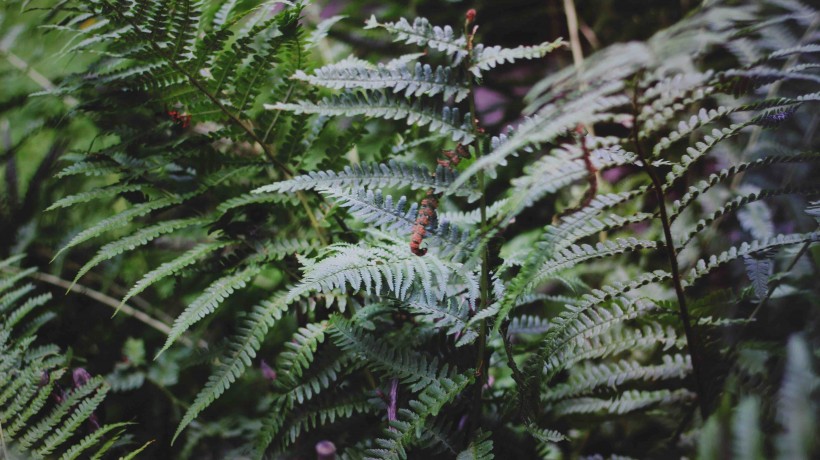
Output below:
[630,85,708,418]
[465,14,490,432]
[25,270,206,349]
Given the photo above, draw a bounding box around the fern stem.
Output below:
[465,13,490,433]
[630,84,708,418]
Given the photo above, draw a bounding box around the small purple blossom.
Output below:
[261,360,277,382]
[72,367,92,388]
[316,440,337,460]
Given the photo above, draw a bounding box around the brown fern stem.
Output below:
[630,84,708,418]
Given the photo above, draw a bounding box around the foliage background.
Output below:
[0,0,817,458]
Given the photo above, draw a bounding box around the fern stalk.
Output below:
[630,81,707,418]
[464,14,491,434]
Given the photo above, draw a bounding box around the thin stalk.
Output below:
[23,270,206,349]
[465,13,490,432]
[630,85,708,418]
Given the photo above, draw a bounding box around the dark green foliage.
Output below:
[0,256,144,458]
[1,0,818,458]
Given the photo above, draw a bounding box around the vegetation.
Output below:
[0,0,818,458]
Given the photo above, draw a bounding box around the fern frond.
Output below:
[173,293,290,441]
[677,186,820,247]
[328,316,452,392]
[72,217,205,287]
[670,152,820,217]
[254,160,479,201]
[450,80,630,191]
[293,62,469,102]
[121,241,228,307]
[58,422,131,460]
[543,354,691,401]
[276,350,359,406]
[45,184,147,211]
[366,373,472,460]
[269,91,474,143]
[317,188,474,257]
[54,195,185,259]
[364,15,468,63]
[288,240,477,306]
[159,264,262,356]
[402,296,479,346]
[527,238,659,293]
[683,232,820,287]
[278,392,374,449]
[17,376,105,450]
[36,384,110,457]
[731,397,764,460]
[552,389,695,415]
[276,321,329,383]
[469,40,565,77]
[456,429,494,460]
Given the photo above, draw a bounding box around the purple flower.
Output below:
[260,360,277,382]
[316,440,337,460]
[72,367,92,389]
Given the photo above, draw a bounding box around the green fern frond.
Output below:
[58,422,132,460]
[366,373,472,460]
[288,240,477,306]
[552,389,695,415]
[670,152,820,217]
[276,321,329,382]
[55,195,185,260]
[293,62,469,102]
[174,293,290,441]
[328,316,453,392]
[676,186,820,247]
[317,188,475,257]
[36,384,110,457]
[45,184,147,211]
[526,238,659,294]
[683,232,820,287]
[159,264,262,356]
[450,80,630,191]
[276,350,359,406]
[121,241,229,307]
[17,376,105,450]
[3,293,51,330]
[269,91,475,143]
[456,429,494,460]
[364,15,468,63]
[278,392,374,449]
[469,39,565,77]
[254,160,479,201]
[543,354,691,401]
[72,217,205,287]
[402,296,479,346]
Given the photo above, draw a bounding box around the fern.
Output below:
[366,373,472,460]
[0,256,141,457]
[364,15,468,62]
[270,91,475,143]
[293,62,469,102]
[328,316,453,392]
[159,264,263,356]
